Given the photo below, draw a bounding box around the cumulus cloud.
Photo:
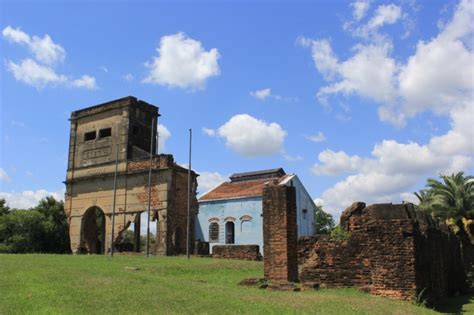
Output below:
[144,32,220,90]
[301,0,473,127]
[309,0,474,217]
[315,103,473,216]
[197,171,227,195]
[71,75,97,89]
[0,168,10,182]
[209,114,287,157]
[2,25,96,89]
[0,189,64,209]
[351,0,371,21]
[368,4,402,30]
[6,58,67,88]
[2,26,65,65]
[157,124,171,152]
[306,132,326,143]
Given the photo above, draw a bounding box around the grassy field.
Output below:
[0,254,473,314]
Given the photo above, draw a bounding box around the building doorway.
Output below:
[225,221,235,244]
[81,207,105,254]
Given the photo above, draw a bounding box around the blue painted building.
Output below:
[195,168,316,253]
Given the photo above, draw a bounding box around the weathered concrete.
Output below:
[64,96,198,255]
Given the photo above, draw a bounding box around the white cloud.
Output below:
[302,0,473,127]
[250,88,272,100]
[157,124,171,152]
[197,171,227,195]
[306,132,326,143]
[315,103,473,216]
[312,150,364,175]
[0,189,64,209]
[2,26,65,65]
[123,73,134,81]
[216,114,287,157]
[250,87,298,102]
[143,32,220,90]
[368,4,402,30]
[6,58,67,88]
[0,168,10,182]
[202,127,216,137]
[2,25,96,89]
[71,75,97,89]
[351,0,371,21]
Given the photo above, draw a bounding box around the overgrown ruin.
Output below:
[262,182,472,302]
[64,96,198,255]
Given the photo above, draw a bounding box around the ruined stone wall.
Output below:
[212,245,261,261]
[165,169,198,255]
[298,203,468,301]
[262,184,298,282]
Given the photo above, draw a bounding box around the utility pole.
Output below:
[186,128,192,259]
[146,116,156,258]
[110,144,119,258]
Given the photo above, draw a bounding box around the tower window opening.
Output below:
[99,128,111,138]
[84,131,96,141]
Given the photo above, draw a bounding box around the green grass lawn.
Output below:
[0,254,472,314]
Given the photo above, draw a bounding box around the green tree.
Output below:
[0,196,70,253]
[314,205,335,234]
[0,199,10,216]
[415,172,474,225]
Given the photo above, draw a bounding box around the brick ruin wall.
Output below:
[260,185,471,301]
[262,183,298,282]
[297,202,470,302]
[212,245,261,261]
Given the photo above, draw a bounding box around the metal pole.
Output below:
[146,116,156,258]
[186,128,192,258]
[110,144,119,258]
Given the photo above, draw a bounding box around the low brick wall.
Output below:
[298,203,469,302]
[212,245,261,261]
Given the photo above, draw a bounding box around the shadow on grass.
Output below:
[433,292,474,314]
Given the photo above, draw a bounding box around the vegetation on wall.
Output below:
[0,197,70,254]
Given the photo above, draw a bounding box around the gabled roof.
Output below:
[199,168,293,202]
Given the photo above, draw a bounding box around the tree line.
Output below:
[0,197,70,253]
[0,171,471,253]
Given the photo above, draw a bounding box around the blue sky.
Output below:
[0,0,473,218]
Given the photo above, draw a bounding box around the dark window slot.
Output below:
[84,131,96,141]
[99,128,111,138]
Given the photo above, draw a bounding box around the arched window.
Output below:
[225,221,235,244]
[209,222,219,243]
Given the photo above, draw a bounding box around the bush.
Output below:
[330,225,351,240]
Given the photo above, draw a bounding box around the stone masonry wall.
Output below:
[212,245,261,261]
[262,183,298,282]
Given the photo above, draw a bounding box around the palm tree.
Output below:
[416,172,474,225]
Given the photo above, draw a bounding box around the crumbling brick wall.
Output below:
[212,245,261,261]
[262,183,298,282]
[298,202,468,301]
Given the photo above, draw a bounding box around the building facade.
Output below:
[64,96,198,255]
[195,168,316,253]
